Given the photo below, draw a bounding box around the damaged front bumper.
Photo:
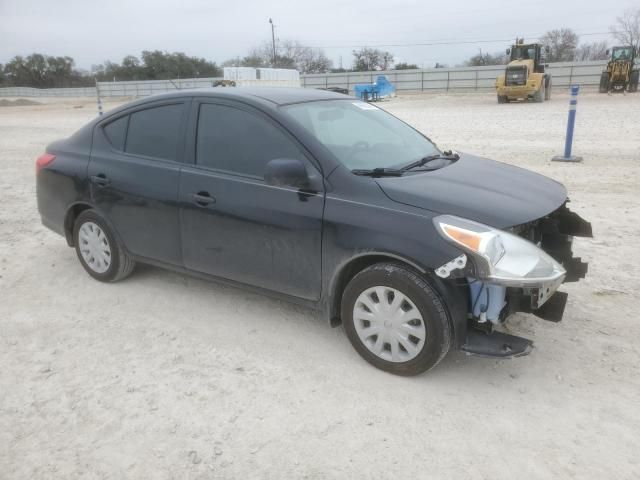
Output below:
[436,203,592,358]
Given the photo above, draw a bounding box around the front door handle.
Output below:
[191,191,216,207]
[90,174,110,187]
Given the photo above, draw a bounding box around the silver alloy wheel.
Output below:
[353,286,426,363]
[78,221,112,274]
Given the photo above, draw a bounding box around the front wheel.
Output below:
[341,263,452,376]
[73,210,135,282]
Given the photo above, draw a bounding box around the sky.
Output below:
[0,0,635,70]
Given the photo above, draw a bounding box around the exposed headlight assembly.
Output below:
[434,215,566,286]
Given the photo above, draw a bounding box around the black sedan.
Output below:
[36,87,591,375]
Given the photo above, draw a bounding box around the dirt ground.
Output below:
[1,90,639,479]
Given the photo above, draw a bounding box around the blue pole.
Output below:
[552,85,582,162]
[564,85,579,157]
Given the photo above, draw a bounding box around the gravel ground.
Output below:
[1,90,639,479]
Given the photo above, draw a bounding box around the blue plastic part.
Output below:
[468,279,507,323]
[353,75,396,100]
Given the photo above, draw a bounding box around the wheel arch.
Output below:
[63,202,94,246]
[327,252,469,347]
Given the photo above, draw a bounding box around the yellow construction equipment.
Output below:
[599,46,639,93]
[496,39,551,103]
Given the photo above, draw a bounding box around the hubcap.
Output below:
[78,221,111,274]
[353,286,426,363]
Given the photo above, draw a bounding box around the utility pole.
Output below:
[269,18,276,67]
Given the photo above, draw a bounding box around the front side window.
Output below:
[125,103,185,161]
[283,100,439,170]
[196,103,304,177]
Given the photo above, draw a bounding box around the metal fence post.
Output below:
[568,65,574,86]
[446,71,450,91]
[552,85,582,162]
[421,71,424,91]
[475,70,478,90]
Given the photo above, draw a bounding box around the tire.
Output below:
[533,81,545,103]
[629,70,639,92]
[544,75,552,100]
[599,72,609,93]
[497,95,508,104]
[341,263,453,376]
[73,210,135,282]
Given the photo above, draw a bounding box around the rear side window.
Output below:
[196,103,303,177]
[125,103,184,161]
[103,116,128,150]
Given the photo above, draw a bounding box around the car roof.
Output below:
[127,86,348,107]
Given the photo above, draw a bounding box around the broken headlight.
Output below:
[434,215,566,286]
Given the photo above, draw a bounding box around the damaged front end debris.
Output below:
[434,202,592,358]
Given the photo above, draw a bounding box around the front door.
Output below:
[179,100,324,300]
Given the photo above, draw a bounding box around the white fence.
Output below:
[0,86,97,97]
[0,61,608,98]
[301,61,608,93]
[96,77,222,97]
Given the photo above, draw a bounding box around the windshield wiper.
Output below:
[399,151,460,172]
[351,167,404,177]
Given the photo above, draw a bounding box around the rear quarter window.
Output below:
[102,115,128,151]
[125,103,185,161]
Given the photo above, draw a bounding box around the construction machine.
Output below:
[599,46,639,93]
[496,40,551,103]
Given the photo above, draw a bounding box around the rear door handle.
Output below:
[90,174,110,186]
[191,191,216,207]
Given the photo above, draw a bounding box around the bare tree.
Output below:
[611,8,640,50]
[540,29,579,62]
[574,41,609,61]
[464,50,508,66]
[352,48,394,71]
[233,40,332,73]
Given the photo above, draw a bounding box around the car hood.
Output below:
[375,153,567,228]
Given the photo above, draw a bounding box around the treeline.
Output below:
[0,51,223,88]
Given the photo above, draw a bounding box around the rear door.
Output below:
[88,99,189,265]
[178,99,324,300]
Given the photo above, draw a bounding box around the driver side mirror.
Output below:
[545,46,550,53]
[264,158,309,188]
[606,49,610,55]
[506,48,511,55]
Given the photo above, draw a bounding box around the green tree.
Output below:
[394,62,419,70]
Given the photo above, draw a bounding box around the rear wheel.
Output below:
[497,95,508,104]
[599,72,610,93]
[73,210,135,282]
[341,263,452,376]
[629,70,639,92]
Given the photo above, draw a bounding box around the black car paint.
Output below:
[36,87,571,347]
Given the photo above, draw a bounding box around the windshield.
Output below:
[612,47,632,60]
[282,100,439,170]
[511,46,536,60]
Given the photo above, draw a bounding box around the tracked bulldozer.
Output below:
[496,40,551,103]
[599,46,639,93]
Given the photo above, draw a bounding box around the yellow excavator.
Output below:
[496,39,551,103]
[599,46,638,93]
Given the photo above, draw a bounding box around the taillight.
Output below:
[36,153,56,174]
